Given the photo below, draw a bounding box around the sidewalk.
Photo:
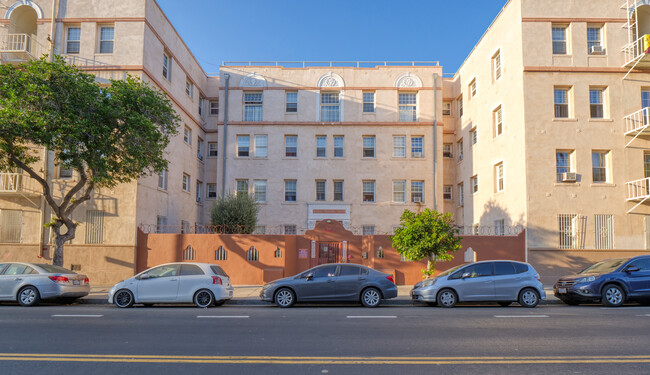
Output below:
[79,285,562,305]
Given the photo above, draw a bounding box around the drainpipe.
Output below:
[49,0,58,59]
[220,73,230,197]
[432,73,438,211]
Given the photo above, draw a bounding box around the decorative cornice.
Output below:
[395,72,423,88]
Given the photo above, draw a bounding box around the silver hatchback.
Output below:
[411,260,546,308]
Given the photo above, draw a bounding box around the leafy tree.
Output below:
[210,193,259,234]
[391,209,462,277]
[0,57,179,266]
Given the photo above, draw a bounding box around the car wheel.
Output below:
[498,301,512,307]
[437,289,457,308]
[213,300,226,306]
[194,289,214,308]
[361,288,382,308]
[602,284,625,307]
[518,288,540,308]
[275,288,295,308]
[114,289,134,308]
[17,286,41,307]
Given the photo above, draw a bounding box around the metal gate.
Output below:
[318,242,340,264]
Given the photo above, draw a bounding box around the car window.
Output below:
[0,263,8,274]
[339,265,360,276]
[360,268,369,276]
[180,264,205,276]
[628,258,650,271]
[35,264,76,274]
[513,263,529,274]
[312,266,338,278]
[146,264,180,278]
[494,262,516,276]
[462,263,493,278]
[4,264,29,275]
[580,258,627,274]
[210,265,228,277]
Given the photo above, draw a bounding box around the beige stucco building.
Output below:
[1,0,649,284]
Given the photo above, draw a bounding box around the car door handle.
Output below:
[14,278,22,281]
[358,277,367,281]
[327,280,335,283]
[170,278,178,281]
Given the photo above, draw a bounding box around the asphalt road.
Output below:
[1,303,649,375]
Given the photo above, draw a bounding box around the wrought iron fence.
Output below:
[455,225,524,236]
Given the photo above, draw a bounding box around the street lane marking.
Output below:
[636,314,650,317]
[51,315,103,318]
[346,316,397,319]
[494,315,549,318]
[197,316,249,319]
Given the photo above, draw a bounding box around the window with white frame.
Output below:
[285,180,297,202]
[398,93,417,122]
[162,52,172,81]
[158,169,168,190]
[587,25,603,54]
[590,88,605,119]
[284,225,297,235]
[196,181,203,203]
[552,25,567,55]
[243,92,263,121]
[458,183,464,206]
[443,143,453,158]
[442,101,452,116]
[197,137,204,160]
[183,126,192,145]
[0,209,23,243]
[495,219,505,236]
[185,79,194,98]
[333,180,344,201]
[494,106,503,137]
[182,173,190,192]
[554,87,569,118]
[363,136,375,158]
[285,135,298,157]
[457,96,463,118]
[320,92,340,122]
[594,214,614,249]
[255,135,268,158]
[556,150,574,182]
[470,175,478,194]
[470,127,478,146]
[208,142,218,157]
[237,135,249,157]
[334,136,344,158]
[457,139,464,161]
[411,136,423,158]
[411,181,424,203]
[199,96,205,118]
[207,183,217,199]
[363,92,375,113]
[66,26,81,54]
[393,136,406,158]
[316,136,327,158]
[558,214,586,249]
[495,162,504,192]
[443,185,453,200]
[592,150,609,183]
[469,79,477,99]
[98,25,114,54]
[393,180,406,203]
[209,100,219,116]
[236,179,249,197]
[492,50,502,80]
[84,210,105,244]
[363,180,376,202]
[362,225,375,235]
[286,91,298,113]
[254,180,267,202]
[316,180,326,201]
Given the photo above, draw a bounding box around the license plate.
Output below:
[558,287,566,294]
[73,280,80,285]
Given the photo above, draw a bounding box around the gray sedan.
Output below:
[0,262,90,306]
[260,263,397,308]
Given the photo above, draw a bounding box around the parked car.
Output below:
[260,263,397,308]
[108,262,233,308]
[0,262,90,306]
[410,260,546,308]
[554,255,650,307]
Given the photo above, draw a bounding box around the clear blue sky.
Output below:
[156,0,508,74]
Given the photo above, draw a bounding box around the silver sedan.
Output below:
[0,262,90,306]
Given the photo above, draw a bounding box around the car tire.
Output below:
[518,288,540,308]
[113,289,135,308]
[17,286,41,307]
[361,288,382,308]
[194,289,214,308]
[437,289,457,308]
[275,288,295,308]
[602,284,625,307]
[498,301,512,307]
[213,300,226,306]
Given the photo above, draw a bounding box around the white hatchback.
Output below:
[108,263,234,308]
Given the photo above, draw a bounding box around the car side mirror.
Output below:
[462,272,471,279]
[139,273,150,280]
[306,274,314,281]
[624,266,640,273]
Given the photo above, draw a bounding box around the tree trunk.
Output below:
[52,221,76,267]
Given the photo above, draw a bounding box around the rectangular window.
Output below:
[393,180,406,203]
[253,225,266,235]
[316,180,326,201]
[331,135,343,158]
[494,106,503,137]
[197,137,203,160]
[362,226,375,235]
[236,179,249,197]
[162,52,172,81]
[457,139,464,161]
[254,180,267,202]
[209,100,219,116]
[552,25,567,55]
[492,50,502,80]
[556,150,574,182]
[237,135,250,157]
[285,135,298,157]
[156,216,167,234]
[393,136,406,158]
[470,175,478,194]
[645,151,650,178]
[469,79,477,99]
[442,101,452,116]
[208,142,218,157]
[185,79,194,98]
[411,181,424,203]
[398,93,417,122]
[243,92,263,122]
[470,127,478,146]
[587,26,603,54]
[183,126,191,144]
[182,173,190,192]
[457,96,463,118]
[285,91,298,113]
[0,209,22,243]
[594,214,614,249]
[320,92,340,122]
[411,136,423,158]
[158,169,168,190]
[66,27,81,54]
[98,25,114,54]
[333,180,344,201]
[443,143,453,158]
[196,181,203,203]
[495,162,504,192]
[458,183,464,206]
[592,150,609,183]
[554,88,569,118]
[495,219,505,236]
[363,181,376,202]
[59,166,73,178]
[199,96,205,118]
[85,210,104,244]
[363,136,375,158]
[590,88,604,119]
[284,180,297,202]
[284,225,297,235]
[443,185,453,200]
[316,136,327,158]
[363,92,375,113]
[643,90,650,109]
[558,214,586,249]
[255,135,268,158]
[207,183,217,199]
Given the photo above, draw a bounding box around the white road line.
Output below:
[346,316,397,319]
[636,314,650,317]
[197,316,250,319]
[51,315,103,318]
[494,315,549,318]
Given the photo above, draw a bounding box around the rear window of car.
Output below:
[494,262,516,275]
[513,263,529,274]
[180,264,205,276]
[35,264,76,274]
[210,265,228,277]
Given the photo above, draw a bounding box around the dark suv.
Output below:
[554,256,650,307]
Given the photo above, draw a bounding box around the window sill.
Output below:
[182,190,191,194]
[282,157,299,160]
[588,54,607,58]
[588,118,613,122]
[552,118,578,122]
[282,202,299,205]
[590,183,616,187]
[208,155,219,158]
[285,112,298,115]
[362,157,377,160]
[157,188,168,194]
[554,183,580,187]
[253,157,268,160]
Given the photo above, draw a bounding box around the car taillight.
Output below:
[84,278,90,285]
[212,276,222,285]
[48,276,69,284]
[386,275,395,284]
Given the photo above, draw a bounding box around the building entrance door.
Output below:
[318,242,340,264]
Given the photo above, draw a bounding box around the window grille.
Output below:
[285,136,298,157]
[411,181,424,203]
[316,180,326,201]
[362,226,375,235]
[443,185,453,200]
[284,225,297,235]
[333,180,344,201]
[274,247,282,258]
[85,210,104,244]
[254,180,267,202]
[594,215,614,249]
[411,137,423,157]
[247,247,259,261]
[285,180,297,202]
[237,136,250,157]
[443,143,453,158]
[0,209,22,243]
[590,89,604,119]
[183,245,195,261]
[208,142,218,157]
[558,214,586,249]
[215,246,227,261]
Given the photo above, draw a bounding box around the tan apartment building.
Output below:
[1,0,649,284]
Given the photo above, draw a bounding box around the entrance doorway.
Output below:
[318,242,340,264]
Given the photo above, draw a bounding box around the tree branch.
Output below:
[7,153,62,217]
[59,165,88,213]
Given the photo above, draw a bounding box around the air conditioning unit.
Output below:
[562,172,577,182]
[413,197,422,203]
[590,45,605,55]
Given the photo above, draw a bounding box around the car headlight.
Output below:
[422,279,437,288]
[576,276,597,283]
[263,283,274,290]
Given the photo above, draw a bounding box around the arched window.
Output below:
[376,246,384,259]
[274,247,282,258]
[215,246,227,261]
[247,246,259,261]
[183,245,195,261]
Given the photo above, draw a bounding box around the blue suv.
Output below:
[554,256,650,307]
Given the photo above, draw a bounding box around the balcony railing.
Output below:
[627,177,650,201]
[0,33,46,61]
[0,173,41,194]
[624,107,650,134]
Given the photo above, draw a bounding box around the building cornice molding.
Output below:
[522,17,626,23]
[216,121,444,127]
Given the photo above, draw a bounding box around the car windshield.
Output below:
[436,264,465,278]
[35,264,76,274]
[580,258,628,274]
